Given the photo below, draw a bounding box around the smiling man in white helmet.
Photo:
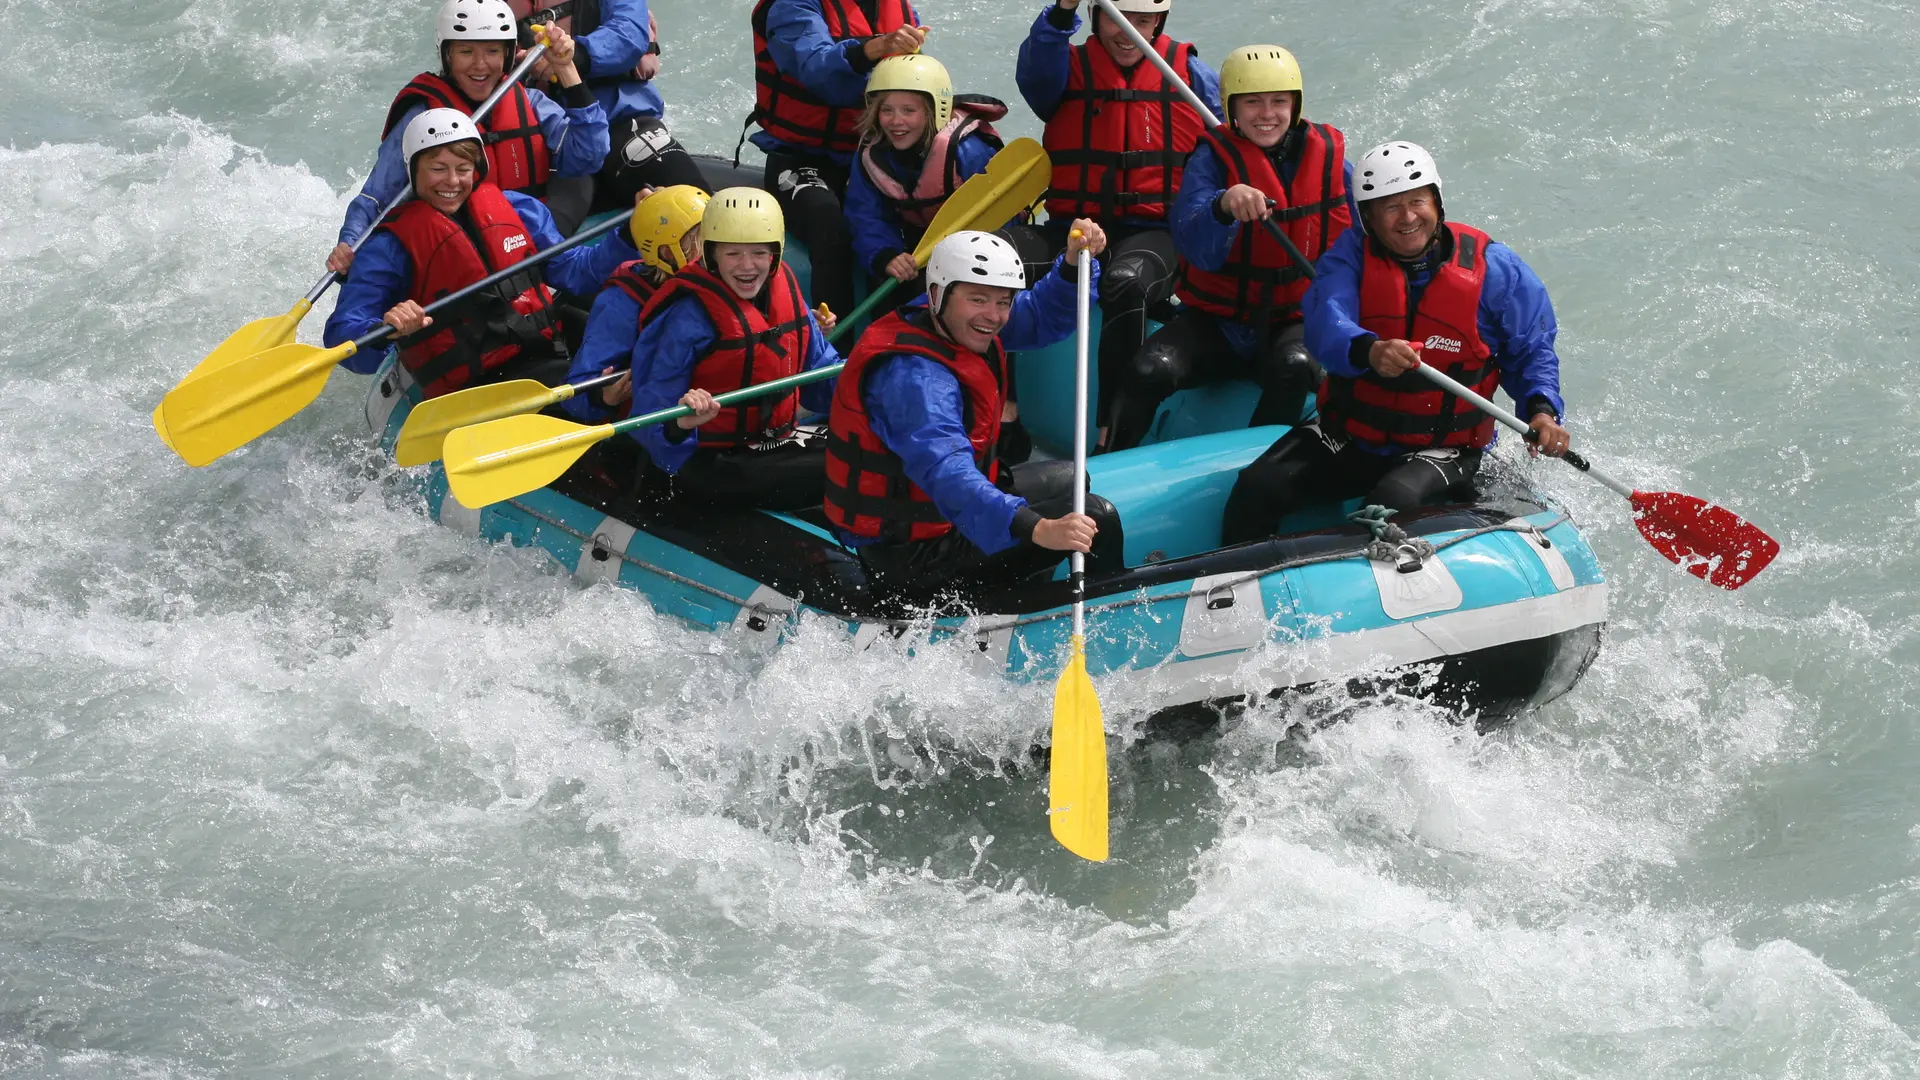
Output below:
[824,221,1125,600]
[1220,141,1573,545]
[328,0,610,272]
[322,109,640,399]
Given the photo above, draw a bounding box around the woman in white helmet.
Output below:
[321,109,640,400]
[844,54,1010,288]
[328,0,609,272]
[1106,43,1357,451]
[823,222,1125,600]
[1010,0,1222,447]
[620,187,844,511]
[1221,140,1574,545]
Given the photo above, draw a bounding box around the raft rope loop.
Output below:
[1348,504,1439,573]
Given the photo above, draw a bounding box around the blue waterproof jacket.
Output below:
[560,276,651,422]
[750,0,919,164]
[1170,139,1358,359]
[323,190,639,373]
[567,0,666,124]
[1304,227,1566,454]
[844,254,1099,554]
[845,132,1001,278]
[336,88,610,249]
[626,293,842,474]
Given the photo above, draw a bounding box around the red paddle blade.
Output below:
[1629,490,1780,590]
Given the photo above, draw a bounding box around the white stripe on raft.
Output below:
[1093,583,1609,712]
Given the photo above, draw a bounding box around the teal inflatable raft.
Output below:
[365,357,1605,726]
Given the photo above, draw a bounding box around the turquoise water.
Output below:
[3,0,1918,1074]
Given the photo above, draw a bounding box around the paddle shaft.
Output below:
[348,206,634,355]
[1071,246,1092,636]
[612,362,844,435]
[301,44,550,307]
[828,277,901,343]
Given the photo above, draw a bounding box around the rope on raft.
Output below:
[1348,504,1440,572]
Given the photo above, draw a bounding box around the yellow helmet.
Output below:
[1220,45,1305,124]
[867,53,955,132]
[630,185,709,278]
[701,186,785,267]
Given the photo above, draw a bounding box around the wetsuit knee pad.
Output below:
[619,117,682,170]
[774,164,836,203]
[1127,335,1185,389]
[1100,251,1157,307]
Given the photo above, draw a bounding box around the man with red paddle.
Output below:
[1223,140,1570,544]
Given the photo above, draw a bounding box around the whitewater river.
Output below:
[4,0,1918,1074]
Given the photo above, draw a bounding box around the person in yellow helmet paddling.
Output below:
[560,184,711,422]
[624,188,844,510]
[1105,44,1357,450]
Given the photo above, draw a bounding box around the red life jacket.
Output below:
[507,0,657,86]
[638,261,814,447]
[823,309,1005,544]
[604,259,661,307]
[1176,123,1352,328]
[383,73,552,196]
[1043,36,1207,222]
[749,0,917,156]
[380,183,562,399]
[1318,223,1500,450]
[857,97,1007,229]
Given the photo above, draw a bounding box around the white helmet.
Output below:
[926,231,1026,314]
[1354,141,1442,204]
[437,0,519,60]
[403,108,488,180]
[1111,0,1172,11]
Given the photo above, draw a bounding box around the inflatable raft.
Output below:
[366,368,1604,727]
[360,156,1606,727]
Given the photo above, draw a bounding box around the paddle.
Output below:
[159,208,636,468]
[442,364,841,509]
[152,42,551,450]
[392,369,625,467]
[1048,239,1107,863]
[434,140,1055,490]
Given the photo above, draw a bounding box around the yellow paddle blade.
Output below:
[158,339,354,467]
[913,137,1051,266]
[394,379,568,467]
[1048,634,1109,862]
[442,413,613,509]
[152,299,315,451]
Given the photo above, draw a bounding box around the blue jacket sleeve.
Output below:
[506,192,641,295]
[799,308,844,415]
[1302,228,1371,377]
[1015,3,1078,121]
[1481,243,1565,420]
[338,107,418,248]
[1171,142,1237,271]
[562,283,645,421]
[1185,54,1223,123]
[766,0,879,105]
[626,294,715,473]
[574,0,650,78]
[844,157,910,275]
[322,231,410,373]
[1002,254,1101,352]
[528,86,610,177]
[864,354,1026,553]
